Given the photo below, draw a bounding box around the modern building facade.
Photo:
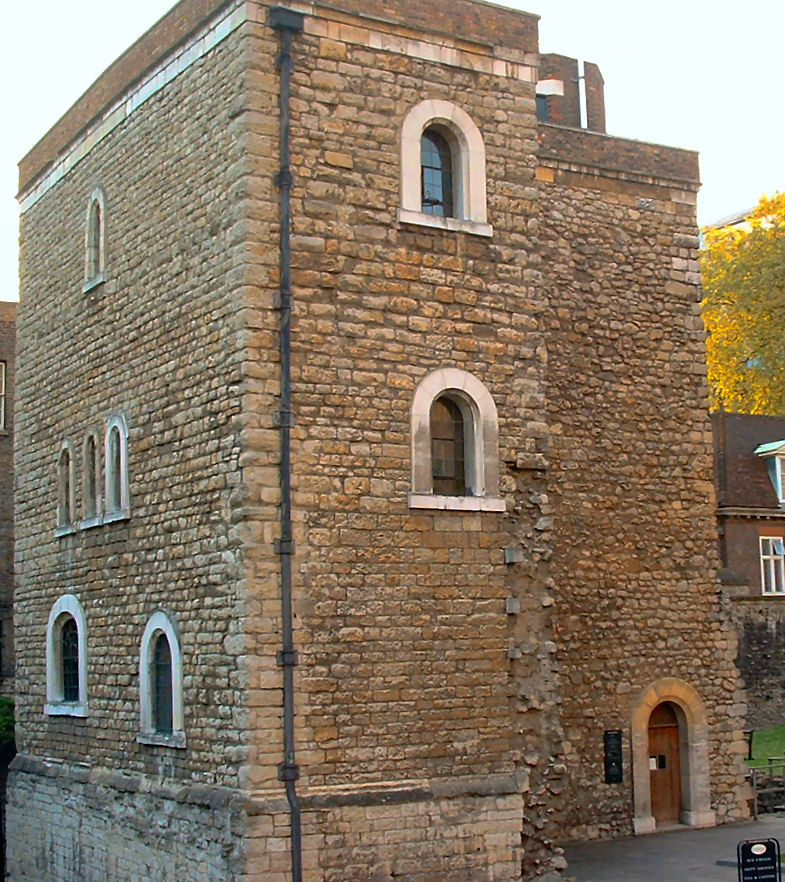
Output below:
[9,0,748,879]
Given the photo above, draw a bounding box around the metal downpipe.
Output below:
[269,7,305,882]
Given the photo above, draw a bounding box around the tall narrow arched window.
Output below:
[45,594,88,716]
[421,128,454,218]
[84,187,106,291]
[56,442,75,531]
[139,611,185,747]
[430,396,465,496]
[82,432,101,525]
[104,413,130,521]
[153,634,174,734]
[61,617,80,702]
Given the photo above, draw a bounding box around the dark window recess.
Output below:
[421,129,454,218]
[536,94,550,122]
[153,634,173,734]
[85,436,97,518]
[61,617,79,702]
[657,755,667,769]
[431,397,466,496]
[108,428,121,510]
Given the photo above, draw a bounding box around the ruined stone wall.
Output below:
[0,301,15,690]
[537,134,749,839]
[10,14,254,878]
[727,599,785,730]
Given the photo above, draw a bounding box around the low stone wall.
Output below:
[6,756,247,882]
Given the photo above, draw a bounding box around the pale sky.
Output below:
[3,0,783,301]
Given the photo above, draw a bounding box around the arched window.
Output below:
[399,99,491,236]
[153,634,174,734]
[430,396,465,496]
[410,368,504,511]
[104,413,130,521]
[45,594,88,716]
[138,611,185,747]
[84,188,106,290]
[421,128,454,218]
[81,432,102,525]
[56,441,75,532]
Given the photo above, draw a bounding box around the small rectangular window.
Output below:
[761,536,785,594]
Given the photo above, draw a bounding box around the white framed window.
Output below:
[56,441,76,534]
[761,536,785,595]
[398,99,492,237]
[409,368,504,512]
[83,187,106,292]
[0,361,6,431]
[104,413,130,522]
[138,611,186,748]
[81,431,102,527]
[45,594,88,717]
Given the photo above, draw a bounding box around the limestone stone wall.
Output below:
[7,756,245,881]
[239,3,564,878]
[538,132,749,838]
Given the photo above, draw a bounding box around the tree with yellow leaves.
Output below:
[701,192,785,414]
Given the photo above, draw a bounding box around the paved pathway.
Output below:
[564,815,785,881]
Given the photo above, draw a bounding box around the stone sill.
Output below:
[408,493,506,512]
[56,508,129,535]
[45,702,87,718]
[103,507,131,525]
[730,593,785,602]
[137,730,187,749]
[397,208,493,237]
[82,272,106,294]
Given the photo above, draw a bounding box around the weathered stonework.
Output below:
[10,0,747,879]
[0,301,15,694]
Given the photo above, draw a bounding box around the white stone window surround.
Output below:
[410,368,504,512]
[45,594,88,717]
[55,440,77,536]
[398,99,492,238]
[760,536,785,595]
[81,430,103,529]
[104,413,130,523]
[83,187,107,293]
[138,611,186,748]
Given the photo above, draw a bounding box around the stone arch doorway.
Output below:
[648,702,682,824]
[631,678,715,834]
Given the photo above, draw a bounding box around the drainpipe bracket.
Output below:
[273,411,295,428]
[278,761,301,782]
[275,167,294,189]
[274,537,296,554]
[277,648,299,667]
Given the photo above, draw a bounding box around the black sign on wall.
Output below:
[603,729,623,784]
[738,838,781,882]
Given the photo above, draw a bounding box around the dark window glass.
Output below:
[61,617,79,702]
[84,436,96,518]
[58,449,71,525]
[153,634,173,734]
[421,129,454,217]
[108,427,121,511]
[88,201,102,278]
[431,397,465,496]
[536,94,550,122]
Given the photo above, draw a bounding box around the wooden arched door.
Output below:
[648,701,682,825]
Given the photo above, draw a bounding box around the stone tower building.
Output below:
[9,0,748,879]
